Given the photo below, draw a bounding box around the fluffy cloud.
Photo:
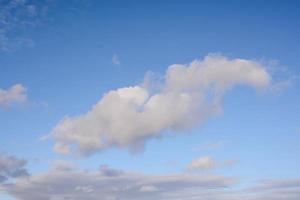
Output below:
[0,84,27,109]
[1,166,235,200]
[187,156,216,170]
[0,154,29,183]
[50,54,271,156]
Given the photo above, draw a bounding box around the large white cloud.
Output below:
[50,54,271,156]
[0,84,27,109]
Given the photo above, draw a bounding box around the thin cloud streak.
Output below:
[112,53,121,65]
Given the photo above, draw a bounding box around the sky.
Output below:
[0,0,300,199]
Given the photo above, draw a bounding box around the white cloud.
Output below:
[112,54,120,65]
[186,156,237,171]
[49,54,271,156]
[0,84,27,109]
[187,156,216,170]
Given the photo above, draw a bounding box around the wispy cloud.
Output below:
[49,54,272,156]
[0,84,27,109]
[0,0,51,52]
[112,53,120,65]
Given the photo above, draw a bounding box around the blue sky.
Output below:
[0,1,300,200]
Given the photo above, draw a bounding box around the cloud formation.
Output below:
[0,153,29,183]
[2,165,300,200]
[0,84,27,109]
[187,156,216,170]
[186,156,237,171]
[50,54,271,156]
[1,166,235,200]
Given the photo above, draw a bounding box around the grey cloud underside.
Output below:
[0,154,29,183]
[2,167,300,200]
[50,54,271,156]
[0,167,235,200]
